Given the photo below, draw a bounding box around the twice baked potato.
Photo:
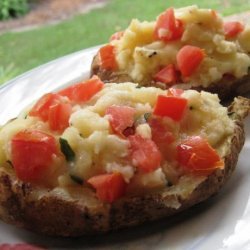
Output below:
[0,76,249,236]
[91,6,250,100]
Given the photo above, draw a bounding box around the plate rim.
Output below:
[0,45,101,92]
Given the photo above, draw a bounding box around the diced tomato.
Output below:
[129,134,162,173]
[177,45,205,77]
[223,21,244,38]
[29,93,63,122]
[0,243,45,250]
[11,130,59,183]
[173,19,184,39]
[106,105,136,135]
[87,173,126,203]
[58,75,104,103]
[48,103,72,132]
[110,31,124,41]
[211,10,217,18]
[154,8,184,42]
[167,88,184,97]
[29,92,72,132]
[177,136,224,175]
[153,64,177,85]
[153,95,187,121]
[99,44,117,70]
[148,117,176,161]
[149,117,175,146]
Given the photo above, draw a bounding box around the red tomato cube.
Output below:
[99,44,117,70]
[224,21,244,38]
[177,45,205,77]
[129,134,162,173]
[29,93,63,122]
[87,173,126,203]
[154,8,184,42]
[177,136,224,175]
[58,75,104,104]
[154,64,177,85]
[153,95,187,121]
[48,102,72,132]
[106,105,135,135]
[11,130,59,183]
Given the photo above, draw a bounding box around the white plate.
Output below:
[0,47,249,250]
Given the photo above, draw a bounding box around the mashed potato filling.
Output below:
[112,5,250,87]
[0,82,234,195]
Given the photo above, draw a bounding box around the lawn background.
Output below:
[0,0,250,85]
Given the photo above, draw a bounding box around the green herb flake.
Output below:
[70,174,84,185]
[144,112,152,121]
[59,138,75,162]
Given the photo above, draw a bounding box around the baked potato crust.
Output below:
[91,54,250,101]
[0,97,249,236]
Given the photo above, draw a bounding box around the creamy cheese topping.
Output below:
[0,82,234,193]
[111,6,250,87]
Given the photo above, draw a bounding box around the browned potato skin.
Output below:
[91,54,250,101]
[0,98,249,237]
[91,54,133,84]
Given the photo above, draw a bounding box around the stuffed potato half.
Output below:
[0,77,249,236]
[91,5,250,100]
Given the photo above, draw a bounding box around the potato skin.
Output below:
[0,98,249,237]
[91,55,133,84]
[91,54,250,101]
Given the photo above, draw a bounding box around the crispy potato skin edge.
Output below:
[0,98,249,237]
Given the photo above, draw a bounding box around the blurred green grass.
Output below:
[0,0,250,85]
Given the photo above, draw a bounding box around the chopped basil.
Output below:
[144,112,151,121]
[59,138,75,162]
[135,112,152,127]
[70,174,84,185]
